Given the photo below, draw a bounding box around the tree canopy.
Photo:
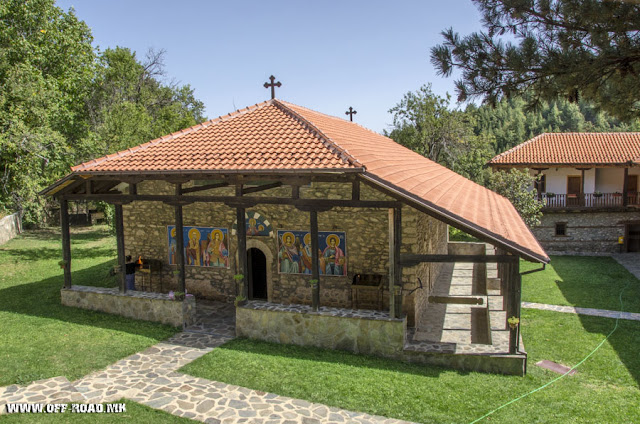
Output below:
[0,0,205,226]
[430,0,640,121]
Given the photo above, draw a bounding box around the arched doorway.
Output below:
[247,248,268,300]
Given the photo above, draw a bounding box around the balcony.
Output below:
[541,192,640,210]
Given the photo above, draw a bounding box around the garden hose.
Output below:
[469,278,632,424]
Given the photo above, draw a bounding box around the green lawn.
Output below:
[1,399,193,423]
[182,256,640,423]
[521,256,640,313]
[181,310,640,423]
[0,226,178,386]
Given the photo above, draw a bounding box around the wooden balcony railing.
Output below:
[542,192,640,209]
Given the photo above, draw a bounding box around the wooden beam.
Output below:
[428,296,484,305]
[85,180,92,195]
[400,254,519,267]
[291,185,300,199]
[61,193,400,209]
[506,261,522,354]
[352,179,360,201]
[114,204,127,293]
[242,182,282,194]
[623,167,629,207]
[129,182,137,195]
[388,207,402,318]
[182,182,228,194]
[237,206,248,300]
[174,184,186,292]
[310,210,320,311]
[60,199,72,289]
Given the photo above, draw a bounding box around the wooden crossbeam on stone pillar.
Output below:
[310,210,320,311]
[60,199,72,289]
[237,207,248,300]
[114,203,127,293]
[388,207,402,318]
[174,184,186,293]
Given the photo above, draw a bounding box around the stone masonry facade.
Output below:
[533,210,640,254]
[122,180,448,325]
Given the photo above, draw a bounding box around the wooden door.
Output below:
[627,224,640,253]
[567,176,582,206]
[628,175,638,205]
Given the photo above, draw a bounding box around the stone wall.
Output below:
[0,212,22,246]
[236,302,406,358]
[533,210,640,254]
[61,286,196,327]
[122,179,449,323]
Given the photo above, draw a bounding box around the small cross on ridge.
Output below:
[264,75,282,99]
[345,106,357,121]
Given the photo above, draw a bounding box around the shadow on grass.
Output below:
[0,260,178,339]
[553,257,640,387]
[210,337,458,378]
[16,226,112,243]
[5,246,116,262]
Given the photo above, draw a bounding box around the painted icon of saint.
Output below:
[322,234,346,275]
[247,218,259,236]
[208,229,228,267]
[169,227,177,265]
[186,228,201,266]
[301,232,313,274]
[279,232,300,273]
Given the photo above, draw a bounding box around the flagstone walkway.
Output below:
[522,302,640,321]
[0,301,413,424]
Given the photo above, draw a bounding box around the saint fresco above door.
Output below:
[167,225,230,268]
[231,211,273,237]
[277,230,347,276]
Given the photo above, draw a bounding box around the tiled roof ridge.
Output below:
[70,100,273,172]
[273,100,364,168]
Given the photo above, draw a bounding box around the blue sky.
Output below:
[57,0,484,133]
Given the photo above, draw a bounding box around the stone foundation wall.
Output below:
[61,286,196,327]
[122,180,448,323]
[0,212,22,246]
[533,211,640,254]
[236,302,406,358]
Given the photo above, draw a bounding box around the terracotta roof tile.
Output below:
[64,99,547,263]
[490,133,640,166]
[279,101,547,263]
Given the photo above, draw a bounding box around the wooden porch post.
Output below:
[237,207,248,300]
[623,167,629,207]
[60,199,72,289]
[310,210,320,311]
[114,203,127,293]
[174,184,186,293]
[506,259,522,354]
[388,207,402,318]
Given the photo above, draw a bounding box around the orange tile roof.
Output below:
[490,133,640,166]
[63,99,548,263]
[72,101,359,173]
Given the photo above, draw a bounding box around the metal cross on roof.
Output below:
[264,75,282,99]
[345,106,357,121]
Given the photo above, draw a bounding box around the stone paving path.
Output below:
[0,301,414,424]
[522,302,640,321]
[611,253,640,280]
